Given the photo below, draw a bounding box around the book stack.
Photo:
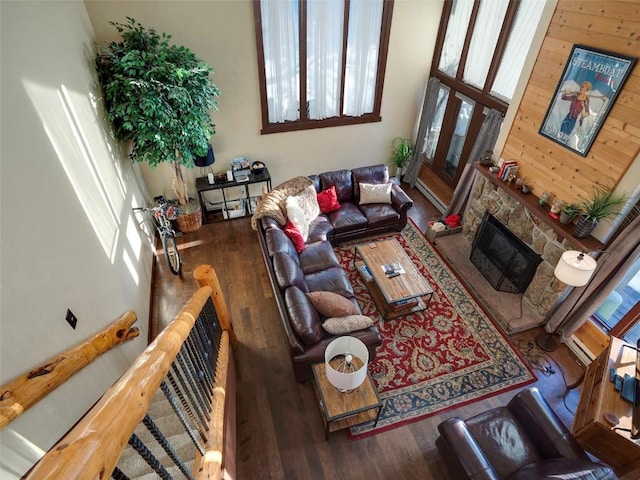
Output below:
[231,157,251,182]
[381,262,405,278]
[358,264,374,282]
[390,297,419,312]
[497,159,519,181]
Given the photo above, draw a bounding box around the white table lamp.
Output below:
[325,336,369,393]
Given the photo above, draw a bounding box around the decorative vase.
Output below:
[573,214,597,238]
[194,143,215,167]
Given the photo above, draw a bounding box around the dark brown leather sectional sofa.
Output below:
[256,164,413,381]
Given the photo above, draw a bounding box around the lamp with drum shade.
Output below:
[535,250,609,352]
[194,143,215,176]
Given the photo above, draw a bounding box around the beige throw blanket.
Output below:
[250,176,314,230]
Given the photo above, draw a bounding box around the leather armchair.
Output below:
[436,387,617,480]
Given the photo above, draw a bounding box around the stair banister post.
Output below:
[193,264,238,349]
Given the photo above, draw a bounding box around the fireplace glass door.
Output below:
[470,213,542,294]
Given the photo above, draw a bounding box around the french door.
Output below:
[417,0,546,198]
[427,91,482,187]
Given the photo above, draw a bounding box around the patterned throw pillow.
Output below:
[294,184,321,224]
[286,196,309,241]
[306,291,359,317]
[322,315,374,335]
[359,182,392,205]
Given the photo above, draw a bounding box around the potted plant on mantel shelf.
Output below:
[573,186,628,238]
[95,17,221,232]
[389,137,415,182]
[559,203,580,225]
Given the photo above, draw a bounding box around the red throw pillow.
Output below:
[283,220,305,253]
[317,186,341,213]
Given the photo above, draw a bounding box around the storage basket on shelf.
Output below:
[222,199,246,219]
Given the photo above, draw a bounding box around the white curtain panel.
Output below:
[261,0,300,123]
[437,0,473,78]
[343,0,383,117]
[491,0,546,102]
[307,0,344,120]
[463,0,509,90]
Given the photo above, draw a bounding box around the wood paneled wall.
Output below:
[501,0,640,205]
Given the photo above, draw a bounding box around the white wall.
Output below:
[84,0,443,207]
[0,1,153,477]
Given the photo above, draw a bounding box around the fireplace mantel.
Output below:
[473,163,604,252]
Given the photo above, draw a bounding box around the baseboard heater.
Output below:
[415,179,447,214]
[565,335,595,367]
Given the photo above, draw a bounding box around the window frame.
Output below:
[253,0,394,135]
[417,0,527,187]
[431,0,516,116]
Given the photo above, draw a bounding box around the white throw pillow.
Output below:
[294,184,321,224]
[359,182,392,205]
[286,196,309,241]
[322,315,374,335]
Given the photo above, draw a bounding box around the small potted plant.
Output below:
[389,137,415,182]
[573,187,628,238]
[559,203,580,225]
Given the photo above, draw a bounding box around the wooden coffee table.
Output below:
[312,362,382,440]
[355,239,433,319]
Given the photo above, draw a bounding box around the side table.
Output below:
[195,168,272,223]
[311,362,382,440]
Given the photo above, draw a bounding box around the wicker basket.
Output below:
[176,200,203,233]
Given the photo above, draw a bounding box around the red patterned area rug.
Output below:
[333,220,536,439]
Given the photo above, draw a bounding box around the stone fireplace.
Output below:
[471,212,543,294]
[463,173,574,319]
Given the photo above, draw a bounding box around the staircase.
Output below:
[19,265,236,480]
[116,390,197,479]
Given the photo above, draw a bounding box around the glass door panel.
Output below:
[595,257,640,345]
[444,98,474,179]
[421,85,450,164]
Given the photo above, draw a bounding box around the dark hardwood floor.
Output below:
[150,184,585,479]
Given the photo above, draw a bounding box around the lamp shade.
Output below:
[194,143,215,167]
[325,336,369,392]
[554,250,597,287]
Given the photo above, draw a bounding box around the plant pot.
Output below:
[176,199,202,233]
[559,212,576,225]
[573,214,597,239]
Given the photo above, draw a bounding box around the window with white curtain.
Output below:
[437,0,473,78]
[462,0,509,90]
[255,0,393,134]
[491,0,547,102]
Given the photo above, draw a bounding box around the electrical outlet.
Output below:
[66,309,78,329]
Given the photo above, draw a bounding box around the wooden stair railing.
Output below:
[0,311,140,429]
[24,264,235,480]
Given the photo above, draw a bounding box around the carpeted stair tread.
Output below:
[117,430,197,478]
[116,385,205,479]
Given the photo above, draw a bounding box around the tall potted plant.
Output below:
[573,186,628,238]
[95,17,221,232]
[389,137,415,182]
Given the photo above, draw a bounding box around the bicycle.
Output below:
[133,196,183,275]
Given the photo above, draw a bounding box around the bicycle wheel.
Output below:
[161,232,182,275]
